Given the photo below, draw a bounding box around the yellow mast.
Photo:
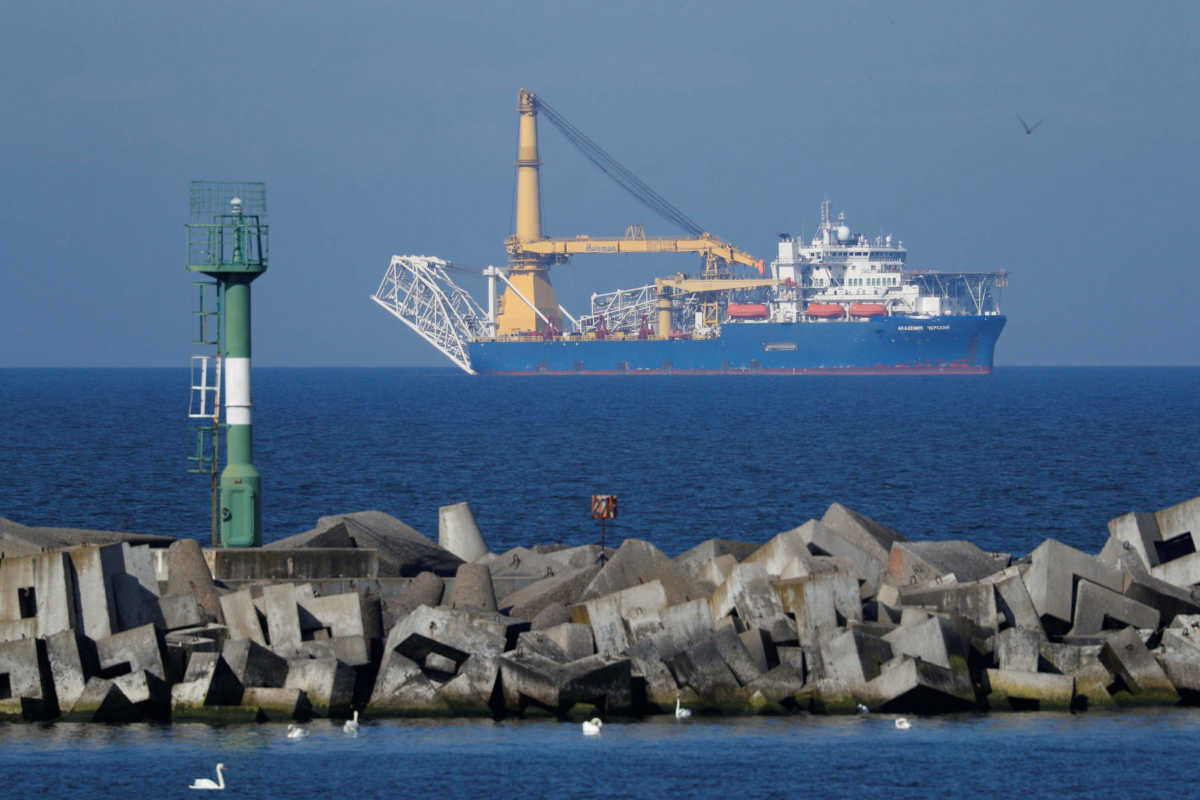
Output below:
[497,88,562,336]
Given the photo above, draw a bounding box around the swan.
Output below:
[189,763,226,790]
[856,704,869,714]
[894,718,911,730]
[286,724,308,740]
[581,718,603,735]
[674,696,692,719]
[343,710,360,735]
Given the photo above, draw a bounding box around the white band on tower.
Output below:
[225,357,252,426]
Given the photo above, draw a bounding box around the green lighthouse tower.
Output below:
[186,182,268,547]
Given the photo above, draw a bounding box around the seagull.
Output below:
[856,703,869,714]
[1017,114,1043,135]
[675,696,692,719]
[189,763,226,790]
[582,717,603,736]
[894,718,911,730]
[286,724,308,740]
[343,710,360,736]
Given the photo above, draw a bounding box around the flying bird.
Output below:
[1017,115,1044,135]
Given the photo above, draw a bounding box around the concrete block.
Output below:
[65,546,120,640]
[582,539,705,606]
[779,552,858,581]
[222,638,289,687]
[710,625,764,686]
[1120,560,1200,622]
[774,572,861,646]
[313,510,463,577]
[488,547,561,597]
[820,629,893,692]
[0,638,55,720]
[101,543,164,632]
[1069,580,1159,635]
[667,638,742,705]
[861,655,975,713]
[438,502,488,563]
[286,656,355,717]
[1100,511,1162,570]
[1038,641,1116,709]
[498,651,631,715]
[1150,552,1200,588]
[263,583,303,657]
[745,664,806,706]
[219,588,267,646]
[883,615,970,672]
[821,503,907,563]
[696,555,737,591]
[797,677,858,714]
[380,605,514,676]
[541,545,605,573]
[1099,627,1179,706]
[985,669,1074,711]
[742,527,813,578]
[989,570,1043,633]
[1024,539,1125,634]
[170,652,244,717]
[888,540,1007,586]
[0,550,78,639]
[1155,496,1200,542]
[240,686,311,721]
[61,677,139,722]
[165,538,224,624]
[626,640,680,708]
[384,571,446,630]
[113,670,170,717]
[651,599,716,658]
[516,630,571,663]
[711,562,787,630]
[96,622,166,680]
[160,593,204,631]
[901,581,1000,631]
[739,628,778,674]
[792,518,886,597]
[369,650,448,716]
[1158,628,1200,695]
[501,564,603,621]
[45,629,94,713]
[674,538,758,579]
[530,603,571,631]
[448,563,498,612]
[541,623,594,662]
[572,580,668,655]
[437,654,500,716]
[995,628,1041,672]
[300,591,383,640]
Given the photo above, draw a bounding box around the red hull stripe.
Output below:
[480,366,993,376]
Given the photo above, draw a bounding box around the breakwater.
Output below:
[2,495,1200,724]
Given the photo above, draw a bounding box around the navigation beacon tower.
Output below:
[186,181,268,547]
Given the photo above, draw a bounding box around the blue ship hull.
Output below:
[468,315,1006,375]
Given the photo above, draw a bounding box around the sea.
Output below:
[2,366,1200,797]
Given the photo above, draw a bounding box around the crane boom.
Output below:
[497,89,762,337]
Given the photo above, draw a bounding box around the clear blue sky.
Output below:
[3,0,1196,367]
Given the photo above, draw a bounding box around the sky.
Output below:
[2,0,1197,367]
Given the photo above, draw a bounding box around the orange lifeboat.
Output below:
[806,303,845,319]
[849,303,887,318]
[727,303,769,319]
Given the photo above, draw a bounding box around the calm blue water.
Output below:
[3,712,1200,798]
[2,367,1198,557]
[3,367,1200,796]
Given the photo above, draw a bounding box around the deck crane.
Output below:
[497,89,765,336]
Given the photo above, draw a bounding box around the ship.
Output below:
[371,90,1007,375]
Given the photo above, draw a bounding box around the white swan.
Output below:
[189,763,226,790]
[856,703,869,714]
[894,718,911,730]
[343,710,360,735]
[581,717,603,735]
[286,724,308,740]
[675,696,692,719]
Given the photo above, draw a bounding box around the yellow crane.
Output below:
[497,89,765,336]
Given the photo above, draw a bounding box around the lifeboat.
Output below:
[806,303,845,319]
[727,303,769,320]
[849,303,887,318]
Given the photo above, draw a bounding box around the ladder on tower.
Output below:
[187,280,223,545]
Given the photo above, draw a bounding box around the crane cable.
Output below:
[532,96,706,238]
